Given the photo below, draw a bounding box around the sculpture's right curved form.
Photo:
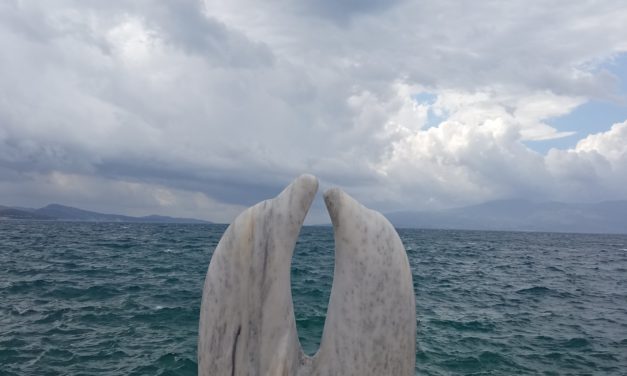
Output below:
[198,175,416,375]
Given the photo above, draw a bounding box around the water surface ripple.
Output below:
[1,222,626,375]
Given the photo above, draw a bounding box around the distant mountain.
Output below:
[0,204,211,224]
[385,199,627,234]
[8,206,37,212]
[0,206,55,220]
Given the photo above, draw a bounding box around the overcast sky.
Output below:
[1,0,627,223]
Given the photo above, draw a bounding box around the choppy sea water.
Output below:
[1,222,626,375]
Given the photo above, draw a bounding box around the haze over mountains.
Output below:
[385,199,627,234]
[0,204,211,224]
[2,200,626,234]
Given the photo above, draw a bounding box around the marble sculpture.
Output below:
[198,174,416,375]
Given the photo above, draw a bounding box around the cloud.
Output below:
[545,121,627,201]
[373,91,551,209]
[0,0,626,221]
[574,120,627,160]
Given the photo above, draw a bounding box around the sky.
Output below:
[1,0,627,224]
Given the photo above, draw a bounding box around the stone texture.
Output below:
[198,175,415,376]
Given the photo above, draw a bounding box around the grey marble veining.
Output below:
[198,175,415,375]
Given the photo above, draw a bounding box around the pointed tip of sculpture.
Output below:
[323,187,364,227]
[322,187,343,225]
[278,174,318,215]
[297,173,317,184]
[281,174,318,196]
[295,174,318,192]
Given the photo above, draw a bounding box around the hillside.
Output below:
[0,204,211,224]
[385,199,627,234]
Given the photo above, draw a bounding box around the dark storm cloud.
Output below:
[146,0,275,67]
[300,0,405,23]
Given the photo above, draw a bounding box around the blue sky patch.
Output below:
[527,52,627,154]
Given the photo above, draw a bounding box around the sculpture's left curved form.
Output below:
[198,174,318,375]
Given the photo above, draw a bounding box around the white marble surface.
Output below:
[306,188,416,375]
[198,175,415,375]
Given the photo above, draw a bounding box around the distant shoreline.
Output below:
[3,198,627,234]
[0,203,212,224]
[2,218,626,236]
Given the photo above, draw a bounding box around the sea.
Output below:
[1,221,626,375]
